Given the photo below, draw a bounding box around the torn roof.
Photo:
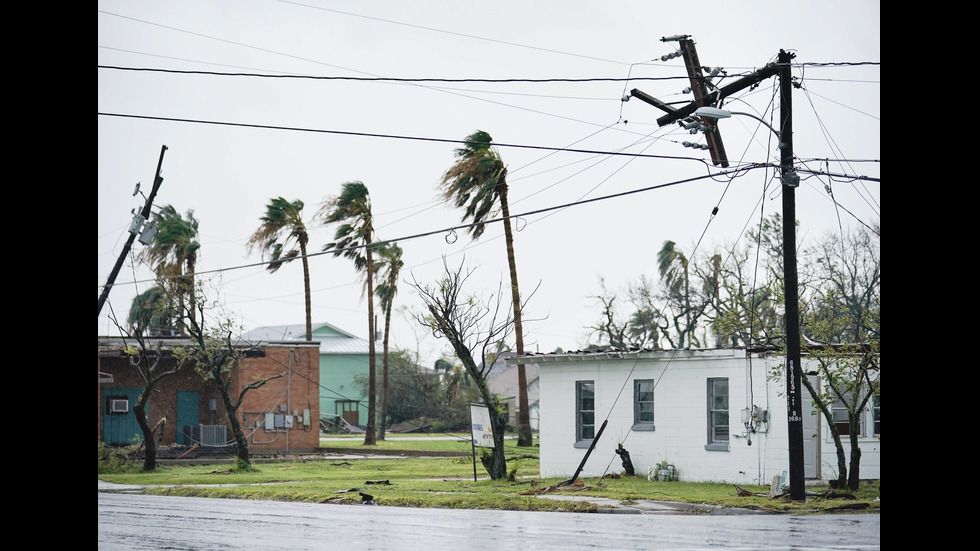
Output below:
[243,322,371,355]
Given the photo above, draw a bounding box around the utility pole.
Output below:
[631,36,779,162]
[98,145,168,316]
[777,49,805,501]
[677,38,728,168]
[633,41,806,500]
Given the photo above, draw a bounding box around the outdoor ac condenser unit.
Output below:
[199,425,227,446]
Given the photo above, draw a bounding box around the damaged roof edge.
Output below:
[97,335,320,358]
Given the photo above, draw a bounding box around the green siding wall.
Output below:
[102,388,143,445]
[320,354,370,426]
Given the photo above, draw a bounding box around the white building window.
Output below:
[831,388,878,438]
[632,379,655,430]
[872,394,880,437]
[706,378,729,451]
[575,380,595,446]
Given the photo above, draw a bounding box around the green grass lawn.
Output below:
[99,437,880,515]
[319,433,480,453]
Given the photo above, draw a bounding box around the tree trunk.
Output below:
[847,427,863,490]
[133,398,157,471]
[300,238,312,341]
[477,386,508,480]
[455,337,507,479]
[217,383,251,466]
[378,307,392,441]
[497,185,533,448]
[186,255,197,329]
[802,375,848,489]
[363,236,377,446]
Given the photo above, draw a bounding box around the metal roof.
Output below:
[244,322,372,355]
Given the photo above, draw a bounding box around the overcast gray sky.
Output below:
[98,1,880,366]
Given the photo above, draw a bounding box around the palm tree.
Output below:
[439,130,533,447]
[373,242,403,441]
[140,205,200,333]
[658,240,698,348]
[317,182,379,445]
[127,285,179,336]
[247,198,313,341]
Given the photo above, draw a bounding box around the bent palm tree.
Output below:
[439,130,533,447]
[140,205,200,334]
[374,241,403,441]
[317,182,379,445]
[127,285,179,336]
[247,197,313,341]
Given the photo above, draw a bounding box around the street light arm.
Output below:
[693,107,780,138]
[727,111,781,139]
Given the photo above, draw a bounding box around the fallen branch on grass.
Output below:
[519,480,592,496]
[734,485,775,497]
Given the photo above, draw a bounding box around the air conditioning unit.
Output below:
[109,399,129,413]
[199,425,227,447]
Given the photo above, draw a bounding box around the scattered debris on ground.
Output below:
[519,479,595,496]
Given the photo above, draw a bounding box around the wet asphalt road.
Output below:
[98,490,880,550]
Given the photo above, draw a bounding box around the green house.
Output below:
[245,322,372,429]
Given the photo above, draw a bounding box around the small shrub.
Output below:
[234,457,256,472]
[98,441,139,474]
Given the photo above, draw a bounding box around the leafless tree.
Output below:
[177,285,285,468]
[411,258,522,479]
[107,296,186,471]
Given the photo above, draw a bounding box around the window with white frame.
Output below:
[575,380,595,444]
[633,379,655,430]
[831,388,873,437]
[872,394,880,437]
[706,378,729,450]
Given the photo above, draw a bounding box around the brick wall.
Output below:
[236,346,320,452]
[98,342,320,454]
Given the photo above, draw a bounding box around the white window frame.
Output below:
[574,380,595,448]
[632,379,655,431]
[872,393,880,437]
[828,388,879,440]
[706,377,729,451]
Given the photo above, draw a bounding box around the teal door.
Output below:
[102,388,143,445]
[176,391,200,445]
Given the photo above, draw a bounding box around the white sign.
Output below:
[470,404,495,448]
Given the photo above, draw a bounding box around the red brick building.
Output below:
[98,336,321,454]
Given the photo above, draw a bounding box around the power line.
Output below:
[100,166,764,291]
[97,111,705,162]
[97,65,683,83]
[97,111,878,174]
[274,1,632,66]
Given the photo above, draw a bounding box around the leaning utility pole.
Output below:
[97,145,168,316]
[677,37,728,167]
[633,41,806,501]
